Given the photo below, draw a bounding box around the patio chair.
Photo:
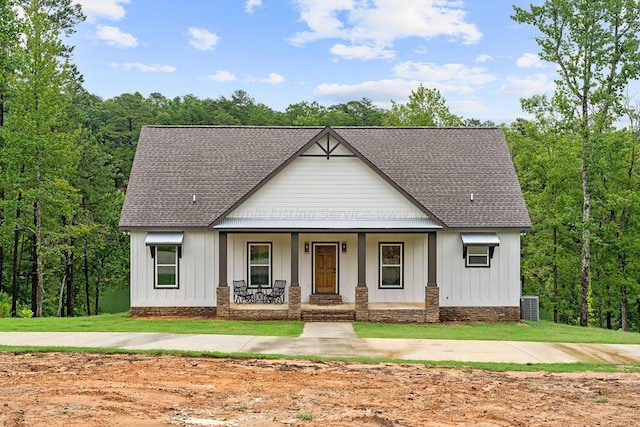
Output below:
[264,280,286,304]
[233,280,254,303]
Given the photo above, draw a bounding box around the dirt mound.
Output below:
[1,352,638,426]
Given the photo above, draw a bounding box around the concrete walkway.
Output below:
[1,322,639,364]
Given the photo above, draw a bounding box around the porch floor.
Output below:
[230,302,424,310]
[228,302,427,322]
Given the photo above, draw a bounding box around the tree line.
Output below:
[1,0,639,331]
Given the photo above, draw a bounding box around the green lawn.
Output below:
[1,313,639,345]
[354,320,640,344]
[0,312,304,337]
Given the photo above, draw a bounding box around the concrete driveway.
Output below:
[0,322,639,364]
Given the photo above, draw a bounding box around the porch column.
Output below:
[290,232,299,287]
[288,232,301,320]
[216,232,230,319]
[357,232,366,286]
[425,231,439,323]
[355,232,369,321]
[427,231,437,287]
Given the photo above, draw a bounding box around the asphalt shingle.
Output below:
[119,126,531,230]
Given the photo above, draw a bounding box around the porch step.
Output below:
[308,294,343,305]
[302,310,355,322]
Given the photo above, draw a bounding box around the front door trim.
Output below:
[312,242,339,294]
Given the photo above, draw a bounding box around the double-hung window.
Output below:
[146,232,183,289]
[155,246,179,288]
[379,243,403,289]
[248,242,271,288]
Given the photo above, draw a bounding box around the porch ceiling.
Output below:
[213,217,442,232]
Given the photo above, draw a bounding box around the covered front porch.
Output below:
[214,222,441,323]
[222,301,439,323]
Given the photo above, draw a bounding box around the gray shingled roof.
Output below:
[119,126,531,230]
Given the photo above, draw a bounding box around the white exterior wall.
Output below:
[129,230,217,307]
[437,231,521,307]
[365,234,428,303]
[229,155,427,220]
[227,233,291,286]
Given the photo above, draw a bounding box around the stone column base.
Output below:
[288,285,301,320]
[425,286,440,323]
[216,286,230,319]
[355,286,369,322]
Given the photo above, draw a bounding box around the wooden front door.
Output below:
[314,244,337,294]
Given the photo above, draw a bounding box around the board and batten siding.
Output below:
[228,234,291,287]
[129,230,217,308]
[437,231,521,307]
[228,154,427,220]
[366,234,428,303]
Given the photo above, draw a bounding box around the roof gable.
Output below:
[226,133,430,222]
[119,126,531,230]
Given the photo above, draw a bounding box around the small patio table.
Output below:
[253,284,266,303]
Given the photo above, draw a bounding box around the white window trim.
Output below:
[379,242,404,289]
[465,245,490,267]
[248,242,272,288]
[154,245,180,289]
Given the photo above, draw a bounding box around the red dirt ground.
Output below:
[1,352,639,426]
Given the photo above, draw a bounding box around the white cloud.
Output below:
[74,0,129,22]
[314,79,421,102]
[496,73,555,96]
[249,72,285,84]
[245,0,262,13]
[96,25,138,48]
[111,62,176,73]
[393,61,496,93]
[475,54,492,63]
[449,99,491,115]
[208,70,237,82]
[330,43,395,60]
[290,0,482,56]
[188,27,220,51]
[516,52,544,68]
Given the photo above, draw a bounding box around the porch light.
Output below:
[341,242,347,253]
[304,242,309,253]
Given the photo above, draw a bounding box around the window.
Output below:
[145,233,183,289]
[248,243,271,287]
[466,245,489,267]
[155,245,179,288]
[460,233,499,268]
[379,243,403,289]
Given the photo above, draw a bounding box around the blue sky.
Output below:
[70,0,554,124]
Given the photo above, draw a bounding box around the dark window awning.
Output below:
[145,232,184,246]
[460,233,500,246]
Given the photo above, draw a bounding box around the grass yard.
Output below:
[1,313,640,345]
[0,312,303,337]
[354,320,640,344]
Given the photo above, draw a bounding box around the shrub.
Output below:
[0,292,11,318]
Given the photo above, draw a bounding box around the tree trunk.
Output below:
[84,243,90,315]
[65,250,74,317]
[30,237,37,314]
[34,148,45,317]
[579,96,591,327]
[552,226,558,323]
[56,273,66,317]
[10,225,20,317]
[620,285,628,332]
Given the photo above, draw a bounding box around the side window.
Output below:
[155,245,179,288]
[379,243,403,289]
[466,245,489,267]
[248,242,271,287]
